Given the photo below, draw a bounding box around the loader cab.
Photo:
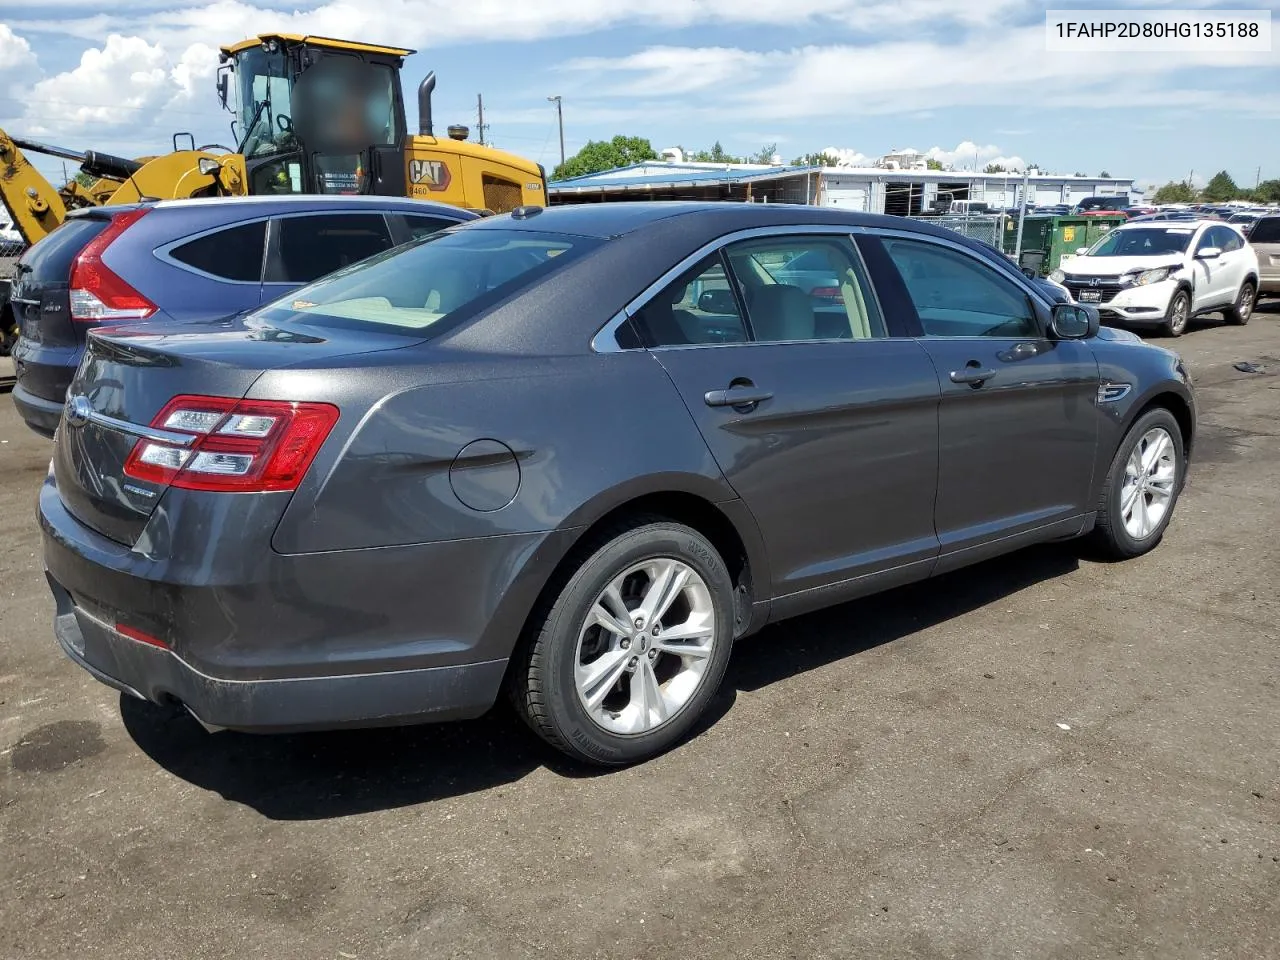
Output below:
[220,35,411,199]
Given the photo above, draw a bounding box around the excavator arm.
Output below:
[0,129,249,247]
[0,130,69,246]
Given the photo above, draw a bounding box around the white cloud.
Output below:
[819,141,1029,171]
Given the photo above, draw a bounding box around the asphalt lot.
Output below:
[2,308,1278,960]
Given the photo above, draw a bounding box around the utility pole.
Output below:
[1257,166,1262,189]
[476,94,487,146]
[547,95,564,171]
[1013,165,1032,268]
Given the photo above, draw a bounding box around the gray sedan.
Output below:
[41,202,1196,766]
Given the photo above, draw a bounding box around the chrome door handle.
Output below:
[950,367,996,385]
[704,386,773,408]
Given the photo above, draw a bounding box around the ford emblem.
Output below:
[65,395,93,427]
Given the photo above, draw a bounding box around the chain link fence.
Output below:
[908,213,1004,249]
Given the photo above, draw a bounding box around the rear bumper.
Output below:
[49,576,507,732]
[40,470,572,732]
[11,382,62,437]
[1259,273,1280,295]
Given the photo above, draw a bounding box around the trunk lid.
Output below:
[54,315,417,546]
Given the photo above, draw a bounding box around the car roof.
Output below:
[462,200,986,242]
[1116,218,1216,230]
[67,194,478,220]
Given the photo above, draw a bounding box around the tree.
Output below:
[553,135,659,180]
[688,141,742,163]
[1152,180,1196,203]
[74,171,97,187]
[1073,171,1087,177]
[1253,179,1280,204]
[925,158,944,170]
[791,151,838,167]
[749,143,778,165]
[984,163,1008,174]
[1098,170,1111,178]
[1201,170,1239,202]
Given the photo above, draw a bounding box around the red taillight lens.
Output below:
[810,286,842,302]
[123,395,340,493]
[69,208,157,323]
[116,623,168,649]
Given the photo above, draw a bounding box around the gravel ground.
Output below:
[1,309,1278,960]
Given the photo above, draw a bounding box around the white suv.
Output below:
[1051,220,1259,336]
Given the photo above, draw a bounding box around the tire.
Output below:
[1163,288,1191,337]
[1092,408,1185,560]
[1224,280,1256,325]
[511,519,736,766]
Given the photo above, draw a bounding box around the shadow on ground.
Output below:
[123,544,1079,820]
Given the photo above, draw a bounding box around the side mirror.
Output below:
[1021,267,1037,279]
[216,67,230,110]
[698,288,737,314]
[1050,302,1099,340]
[1195,246,1222,260]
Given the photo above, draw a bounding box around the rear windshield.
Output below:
[257,228,598,336]
[1249,217,1280,244]
[1088,226,1193,257]
[18,217,108,282]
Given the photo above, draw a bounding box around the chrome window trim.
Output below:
[153,216,270,286]
[591,223,887,353]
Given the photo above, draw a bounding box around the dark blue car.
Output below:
[10,195,476,435]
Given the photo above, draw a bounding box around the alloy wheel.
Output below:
[574,558,717,735]
[1120,427,1178,541]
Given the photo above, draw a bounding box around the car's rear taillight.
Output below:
[69,209,157,323]
[810,286,842,302]
[123,395,339,493]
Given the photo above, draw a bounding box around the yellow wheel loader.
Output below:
[0,33,547,354]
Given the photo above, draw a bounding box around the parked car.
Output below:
[1073,196,1130,215]
[1249,214,1280,299]
[1051,220,1258,335]
[42,203,1197,766]
[10,196,477,436]
[1128,211,1199,223]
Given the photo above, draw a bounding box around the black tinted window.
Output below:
[1249,217,1280,244]
[633,255,748,347]
[169,221,266,281]
[19,217,107,282]
[270,213,394,283]
[403,215,456,240]
[1216,226,1243,252]
[882,238,1037,338]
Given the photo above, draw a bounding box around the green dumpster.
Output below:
[1003,214,1127,276]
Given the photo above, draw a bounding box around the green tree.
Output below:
[1073,171,1087,177]
[1099,170,1112,178]
[925,158,943,170]
[1253,179,1280,204]
[1201,170,1239,202]
[791,151,838,167]
[1152,180,1196,203]
[553,135,659,180]
[984,162,1008,174]
[750,143,779,165]
[688,141,742,163]
[74,171,97,187]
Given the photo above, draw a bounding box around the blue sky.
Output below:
[0,0,1276,190]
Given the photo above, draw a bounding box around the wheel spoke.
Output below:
[1141,433,1170,473]
[589,600,632,639]
[1121,481,1143,516]
[631,659,668,725]
[639,560,690,626]
[577,649,631,709]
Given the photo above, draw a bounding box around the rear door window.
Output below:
[258,228,597,337]
[19,217,108,282]
[1248,217,1280,244]
[401,214,458,240]
[267,212,396,284]
[168,221,266,282]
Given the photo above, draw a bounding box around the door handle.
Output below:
[950,366,996,385]
[704,385,773,409]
